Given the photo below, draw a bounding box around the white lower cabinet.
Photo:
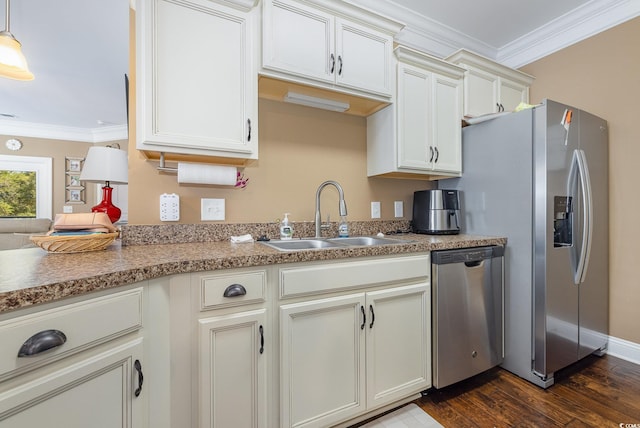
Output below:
[1,254,432,428]
[0,339,144,428]
[193,268,271,428]
[279,255,431,428]
[0,286,146,427]
[280,293,366,428]
[199,309,268,428]
[366,284,431,408]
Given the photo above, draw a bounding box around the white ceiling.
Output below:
[0,0,129,142]
[385,0,592,49]
[0,0,638,143]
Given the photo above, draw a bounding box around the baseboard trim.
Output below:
[606,335,640,365]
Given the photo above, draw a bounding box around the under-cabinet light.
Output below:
[283,91,350,112]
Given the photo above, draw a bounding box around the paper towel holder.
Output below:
[157,152,178,174]
[155,152,249,188]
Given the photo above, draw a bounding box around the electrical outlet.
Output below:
[201,198,225,221]
[371,201,381,219]
[63,205,73,213]
[160,193,180,221]
[394,201,404,218]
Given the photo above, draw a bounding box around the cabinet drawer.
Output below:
[198,270,266,310]
[0,287,143,382]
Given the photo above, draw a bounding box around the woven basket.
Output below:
[30,232,119,253]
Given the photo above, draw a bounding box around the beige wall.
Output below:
[128,99,434,224]
[0,136,126,217]
[520,17,640,344]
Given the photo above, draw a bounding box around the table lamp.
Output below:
[79,145,128,223]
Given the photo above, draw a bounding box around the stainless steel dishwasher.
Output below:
[431,245,504,388]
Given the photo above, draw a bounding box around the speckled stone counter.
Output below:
[0,221,506,314]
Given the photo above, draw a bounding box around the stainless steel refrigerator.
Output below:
[441,99,609,388]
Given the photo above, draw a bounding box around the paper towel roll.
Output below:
[177,163,237,186]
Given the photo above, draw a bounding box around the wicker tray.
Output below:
[30,232,119,253]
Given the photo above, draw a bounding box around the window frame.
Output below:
[0,155,53,219]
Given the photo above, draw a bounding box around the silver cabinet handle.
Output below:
[434,147,439,163]
[429,146,434,163]
[223,283,247,297]
[18,329,67,357]
[338,55,343,75]
[330,53,335,74]
[247,118,252,142]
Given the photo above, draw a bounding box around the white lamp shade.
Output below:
[80,146,128,184]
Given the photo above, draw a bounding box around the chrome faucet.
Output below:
[315,180,348,238]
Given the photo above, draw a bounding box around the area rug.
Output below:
[360,403,443,428]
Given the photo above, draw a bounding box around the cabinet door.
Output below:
[262,0,335,84]
[463,67,499,117]
[0,339,144,428]
[280,294,366,428]
[138,0,257,157]
[499,78,529,112]
[431,74,463,174]
[335,18,393,97]
[199,309,267,428]
[366,283,431,408]
[397,63,431,170]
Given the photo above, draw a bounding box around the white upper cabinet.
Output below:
[367,46,465,179]
[261,0,403,100]
[445,49,535,117]
[334,17,394,96]
[136,0,259,161]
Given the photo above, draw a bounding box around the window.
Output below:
[0,155,52,219]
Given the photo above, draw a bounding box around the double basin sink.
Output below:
[260,236,408,251]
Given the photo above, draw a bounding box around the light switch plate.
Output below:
[201,198,225,221]
[371,201,381,219]
[160,193,180,221]
[394,201,403,218]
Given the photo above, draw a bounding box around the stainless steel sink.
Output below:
[259,236,408,251]
[327,236,405,246]
[259,239,345,251]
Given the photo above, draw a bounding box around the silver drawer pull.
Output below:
[223,284,247,298]
[18,329,67,357]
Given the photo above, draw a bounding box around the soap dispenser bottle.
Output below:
[338,215,349,238]
[280,213,294,240]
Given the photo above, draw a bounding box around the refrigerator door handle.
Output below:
[575,149,593,284]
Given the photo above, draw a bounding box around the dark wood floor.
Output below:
[415,354,640,427]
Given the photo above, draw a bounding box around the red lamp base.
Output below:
[92,185,121,224]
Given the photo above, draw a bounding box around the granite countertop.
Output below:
[0,230,505,314]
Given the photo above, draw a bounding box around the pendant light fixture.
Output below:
[0,0,34,81]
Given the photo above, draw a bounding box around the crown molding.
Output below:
[355,0,640,68]
[498,0,640,68]
[348,0,496,59]
[0,120,127,143]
